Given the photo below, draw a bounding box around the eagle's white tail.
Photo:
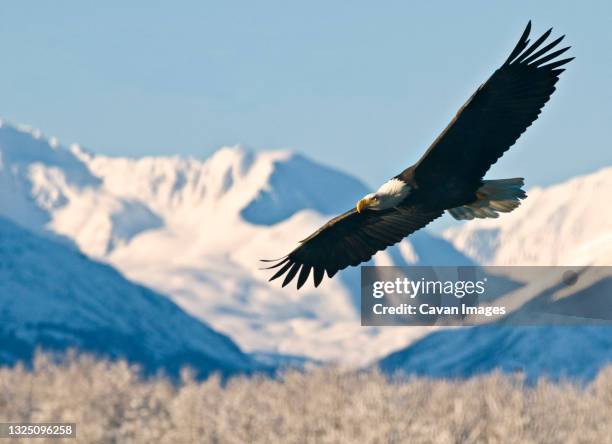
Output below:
[448,178,526,220]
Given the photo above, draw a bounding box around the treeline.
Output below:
[0,353,611,443]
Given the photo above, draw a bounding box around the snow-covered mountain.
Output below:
[4,119,611,372]
[0,121,474,364]
[0,216,256,377]
[444,167,612,266]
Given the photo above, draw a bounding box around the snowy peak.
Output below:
[78,145,268,224]
[80,144,370,227]
[240,151,369,225]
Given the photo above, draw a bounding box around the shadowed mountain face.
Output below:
[378,325,612,382]
[241,153,369,225]
[0,216,257,378]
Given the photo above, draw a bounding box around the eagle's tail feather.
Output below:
[448,178,526,221]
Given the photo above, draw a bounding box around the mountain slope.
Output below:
[0,216,256,377]
[378,325,612,382]
[444,167,612,266]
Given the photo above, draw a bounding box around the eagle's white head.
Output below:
[356,178,411,213]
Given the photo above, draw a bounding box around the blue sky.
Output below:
[0,1,610,190]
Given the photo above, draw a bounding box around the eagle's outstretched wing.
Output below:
[262,205,442,289]
[401,21,573,189]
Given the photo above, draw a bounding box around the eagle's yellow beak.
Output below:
[356,197,372,213]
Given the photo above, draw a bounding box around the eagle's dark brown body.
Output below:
[396,166,479,211]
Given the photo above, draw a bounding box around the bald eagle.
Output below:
[263,22,573,289]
